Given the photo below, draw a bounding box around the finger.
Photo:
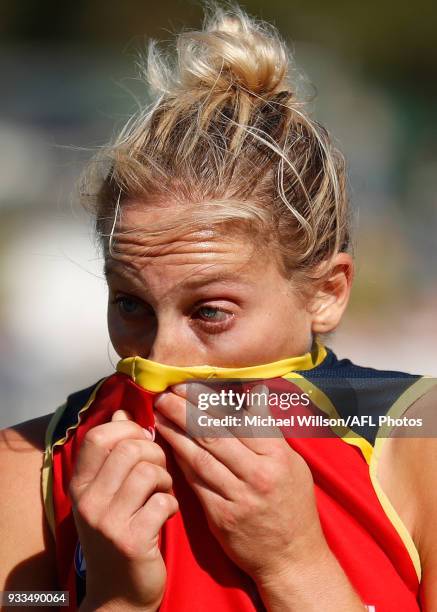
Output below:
[156,390,257,476]
[130,492,179,541]
[169,383,187,397]
[188,381,288,455]
[156,386,237,436]
[70,420,150,499]
[238,384,287,454]
[162,450,236,531]
[155,411,241,499]
[112,408,154,440]
[108,462,173,523]
[90,438,168,499]
[155,387,263,476]
[169,382,246,433]
[170,451,232,512]
[111,409,134,421]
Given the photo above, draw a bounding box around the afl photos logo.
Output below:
[74,540,87,579]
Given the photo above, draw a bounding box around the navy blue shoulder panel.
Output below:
[296,347,422,445]
[300,347,421,380]
[52,378,106,445]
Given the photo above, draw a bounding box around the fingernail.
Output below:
[143,426,155,440]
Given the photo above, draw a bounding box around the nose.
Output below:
[146,317,193,366]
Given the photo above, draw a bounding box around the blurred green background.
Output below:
[0,0,436,427]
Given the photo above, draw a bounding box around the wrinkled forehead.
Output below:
[102,207,268,294]
[102,200,264,271]
[100,197,271,250]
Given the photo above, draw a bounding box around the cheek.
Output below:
[107,308,128,355]
[221,303,310,362]
[107,307,154,357]
[107,305,121,341]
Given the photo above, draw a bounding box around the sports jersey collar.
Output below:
[116,340,328,392]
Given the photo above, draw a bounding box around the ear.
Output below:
[309,253,354,334]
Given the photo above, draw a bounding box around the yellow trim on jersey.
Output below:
[281,374,374,464]
[41,343,326,535]
[42,401,68,538]
[116,341,327,392]
[118,341,373,463]
[42,379,107,537]
[369,375,437,584]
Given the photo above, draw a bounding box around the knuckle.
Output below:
[162,469,173,490]
[193,447,214,473]
[115,438,142,460]
[83,427,107,447]
[270,443,290,461]
[251,463,276,494]
[74,493,96,526]
[198,434,219,447]
[152,491,168,508]
[151,442,167,466]
[232,498,252,522]
[151,492,178,514]
[169,494,179,513]
[98,515,119,540]
[215,503,238,532]
[133,460,157,483]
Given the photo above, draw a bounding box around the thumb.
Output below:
[111,409,134,422]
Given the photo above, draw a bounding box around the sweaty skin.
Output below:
[104,203,346,366]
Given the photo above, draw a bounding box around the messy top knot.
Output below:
[149,6,289,98]
[81,4,352,303]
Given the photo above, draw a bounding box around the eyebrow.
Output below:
[182,272,250,290]
[104,261,127,278]
[104,261,249,289]
[104,260,150,280]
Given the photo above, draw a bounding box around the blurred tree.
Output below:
[2,0,436,95]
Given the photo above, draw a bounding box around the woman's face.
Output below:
[105,204,327,367]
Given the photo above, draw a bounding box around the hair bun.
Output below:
[148,6,291,100]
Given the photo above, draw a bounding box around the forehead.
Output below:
[103,202,264,284]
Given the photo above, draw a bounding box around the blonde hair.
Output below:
[81,4,352,300]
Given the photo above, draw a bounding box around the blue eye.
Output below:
[197,306,227,322]
[112,296,144,315]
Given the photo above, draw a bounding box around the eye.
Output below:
[192,305,235,332]
[110,295,149,317]
[196,306,228,322]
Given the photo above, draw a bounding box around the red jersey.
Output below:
[42,342,433,611]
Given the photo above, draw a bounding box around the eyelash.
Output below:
[110,296,147,317]
[110,295,234,329]
[192,305,234,331]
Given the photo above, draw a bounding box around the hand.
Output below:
[69,409,179,611]
[154,383,328,585]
